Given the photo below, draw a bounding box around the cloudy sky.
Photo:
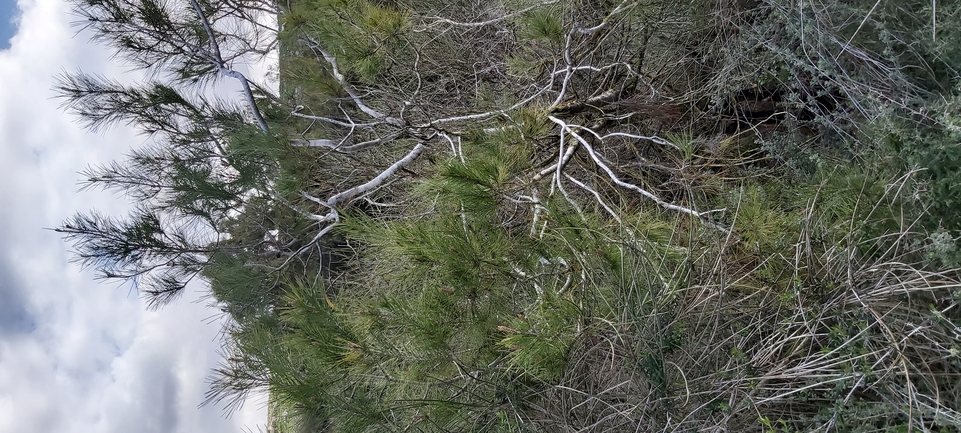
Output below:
[1,1,267,432]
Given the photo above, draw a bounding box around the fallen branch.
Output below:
[547,116,729,232]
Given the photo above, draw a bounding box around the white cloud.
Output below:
[0,1,267,432]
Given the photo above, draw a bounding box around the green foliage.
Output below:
[204,252,274,322]
[728,184,799,254]
[281,281,364,368]
[520,8,564,44]
[359,4,408,37]
[893,97,961,235]
[283,0,410,81]
[498,290,580,381]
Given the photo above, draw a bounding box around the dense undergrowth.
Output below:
[57,0,961,431]
[199,1,961,432]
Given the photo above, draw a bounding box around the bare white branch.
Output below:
[327,143,428,207]
[419,1,562,29]
[303,36,406,127]
[548,116,728,232]
[187,0,269,132]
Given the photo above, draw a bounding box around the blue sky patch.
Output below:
[0,0,19,50]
